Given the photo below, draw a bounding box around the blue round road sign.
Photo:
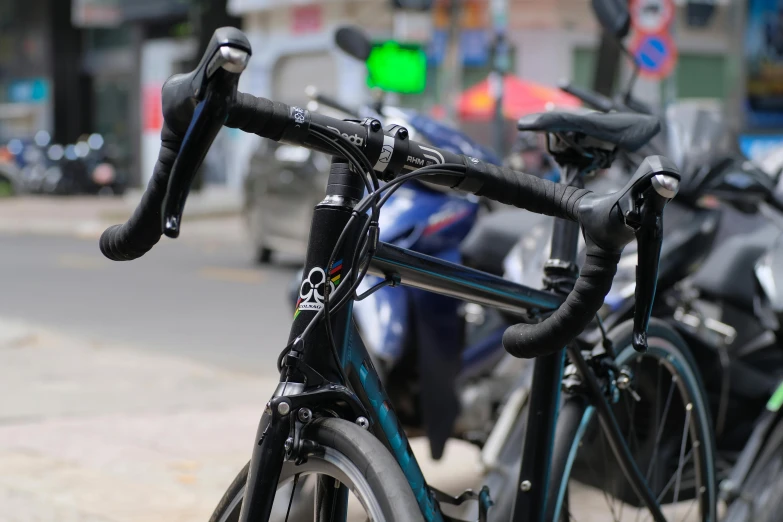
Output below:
[631,32,677,79]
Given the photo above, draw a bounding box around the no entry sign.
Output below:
[630,32,678,79]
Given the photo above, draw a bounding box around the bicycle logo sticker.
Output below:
[294,260,343,318]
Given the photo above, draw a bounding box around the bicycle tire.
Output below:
[209,417,424,522]
[722,418,783,522]
[548,318,718,522]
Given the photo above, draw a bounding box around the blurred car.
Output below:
[243,139,331,263]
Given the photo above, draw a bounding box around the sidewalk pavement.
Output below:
[0,318,483,522]
[0,187,244,242]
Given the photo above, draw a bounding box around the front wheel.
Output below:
[549,319,718,522]
[209,417,424,522]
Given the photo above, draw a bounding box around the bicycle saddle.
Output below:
[517,111,661,152]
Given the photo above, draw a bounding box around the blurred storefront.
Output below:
[0,0,56,143]
[228,0,738,149]
[0,0,759,185]
[737,0,783,162]
[72,0,239,188]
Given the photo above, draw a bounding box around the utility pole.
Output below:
[489,0,509,157]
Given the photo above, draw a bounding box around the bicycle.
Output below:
[99,28,718,522]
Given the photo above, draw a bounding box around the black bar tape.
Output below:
[99,124,180,261]
[457,156,487,194]
[465,160,590,221]
[225,92,290,141]
[502,241,620,358]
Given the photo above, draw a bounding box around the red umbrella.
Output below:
[457,74,581,121]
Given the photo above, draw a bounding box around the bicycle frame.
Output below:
[236,161,665,522]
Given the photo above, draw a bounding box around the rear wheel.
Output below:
[549,319,718,522]
[209,417,424,522]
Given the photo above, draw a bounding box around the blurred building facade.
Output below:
[0,0,761,188]
[227,0,734,152]
[226,0,734,114]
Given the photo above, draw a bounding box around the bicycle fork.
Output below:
[238,406,290,522]
[238,159,366,522]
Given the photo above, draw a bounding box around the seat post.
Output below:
[545,164,583,291]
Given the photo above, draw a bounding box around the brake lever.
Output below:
[162,93,227,237]
[626,175,678,352]
[161,28,250,238]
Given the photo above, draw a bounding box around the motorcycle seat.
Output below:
[517,111,661,152]
[690,223,777,311]
[460,209,543,276]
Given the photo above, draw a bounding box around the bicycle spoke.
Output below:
[599,430,622,521]
[672,404,692,506]
[646,373,675,483]
[622,394,638,455]
[285,473,301,522]
[656,448,694,504]
[618,484,626,521]
[678,497,698,522]
[581,430,619,521]
[638,448,694,522]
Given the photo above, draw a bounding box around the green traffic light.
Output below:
[366,40,427,94]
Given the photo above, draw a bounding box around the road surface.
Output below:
[0,233,297,374]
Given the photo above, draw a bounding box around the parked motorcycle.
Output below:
[9,131,124,196]
[52,134,125,196]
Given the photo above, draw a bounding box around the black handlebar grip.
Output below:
[225,92,291,141]
[460,161,591,221]
[502,240,620,358]
[99,124,180,261]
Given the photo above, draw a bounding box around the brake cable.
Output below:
[276,143,467,374]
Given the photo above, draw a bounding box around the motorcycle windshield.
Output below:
[665,101,735,170]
